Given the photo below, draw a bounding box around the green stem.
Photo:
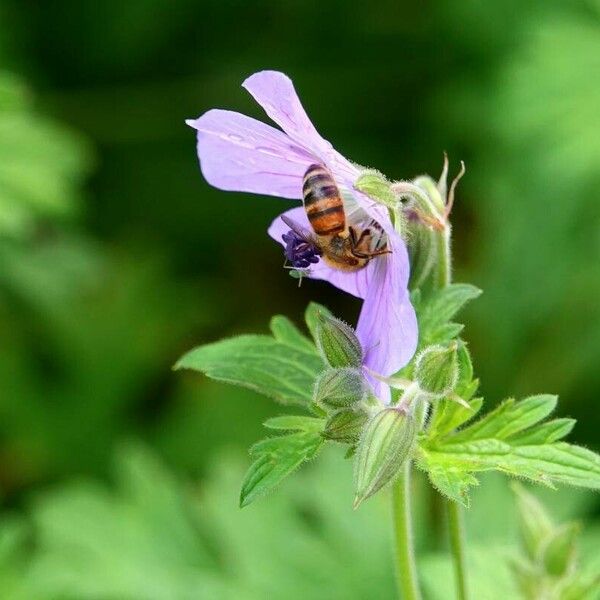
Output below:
[392,462,422,600]
[447,500,469,600]
[434,218,469,600]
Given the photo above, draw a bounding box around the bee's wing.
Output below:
[280,214,317,243]
[343,190,387,250]
[342,190,364,225]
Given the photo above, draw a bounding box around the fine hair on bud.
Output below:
[353,408,417,508]
[414,342,459,398]
[313,367,368,410]
[315,312,363,368]
[323,408,369,445]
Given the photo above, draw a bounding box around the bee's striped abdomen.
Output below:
[302,164,345,236]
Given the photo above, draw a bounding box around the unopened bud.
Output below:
[415,343,459,398]
[315,313,362,368]
[323,408,368,444]
[353,408,416,508]
[313,367,367,409]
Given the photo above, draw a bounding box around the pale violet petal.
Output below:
[187,109,315,199]
[242,71,331,157]
[356,241,417,376]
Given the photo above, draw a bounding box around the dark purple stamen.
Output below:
[282,230,321,269]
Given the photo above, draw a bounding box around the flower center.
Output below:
[282,230,322,269]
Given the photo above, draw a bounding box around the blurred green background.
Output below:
[0,0,599,598]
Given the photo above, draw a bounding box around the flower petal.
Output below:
[242,71,331,156]
[187,109,316,199]
[356,243,418,378]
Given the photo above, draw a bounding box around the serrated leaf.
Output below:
[507,443,600,489]
[269,315,316,354]
[417,450,479,508]
[304,302,333,341]
[507,418,576,446]
[175,335,324,406]
[263,415,324,432]
[421,389,600,504]
[417,284,481,346]
[428,396,483,440]
[240,432,323,507]
[421,442,600,491]
[426,342,481,440]
[424,284,482,323]
[452,395,558,442]
[493,395,558,439]
[437,438,512,455]
[427,322,464,346]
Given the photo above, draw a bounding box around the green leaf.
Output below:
[492,395,558,439]
[240,432,324,507]
[450,395,558,443]
[542,522,579,577]
[506,443,600,489]
[263,415,324,432]
[175,335,324,406]
[512,483,554,561]
[416,446,492,507]
[425,342,482,440]
[305,302,333,341]
[269,315,316,353]
[0,73,93,239]
[430,470,478,509]
[420,391,600,505]
[427,396,483,440]
[421,442,600,491]
[507,418,576,446]
[417,284,481,346]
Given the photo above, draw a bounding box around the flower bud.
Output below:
[415,343,459,398]
[315,313,363,368]
[313,367,368,409]
[323,408,368,444]
[353,408,416,508]
[393,157,465,290]
[406,219,438,290]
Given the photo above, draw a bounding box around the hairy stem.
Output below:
[434,216,469,600]
[447,500,469,600]
[392,462,422,600]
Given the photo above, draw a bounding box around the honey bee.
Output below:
[282,164,390,273]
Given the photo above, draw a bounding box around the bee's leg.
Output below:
[348,226,358,246]
[351,247,392,260]
[354,228,371,247]
[366,248,392,258]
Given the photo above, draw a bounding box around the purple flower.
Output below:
[186,71,418,400]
